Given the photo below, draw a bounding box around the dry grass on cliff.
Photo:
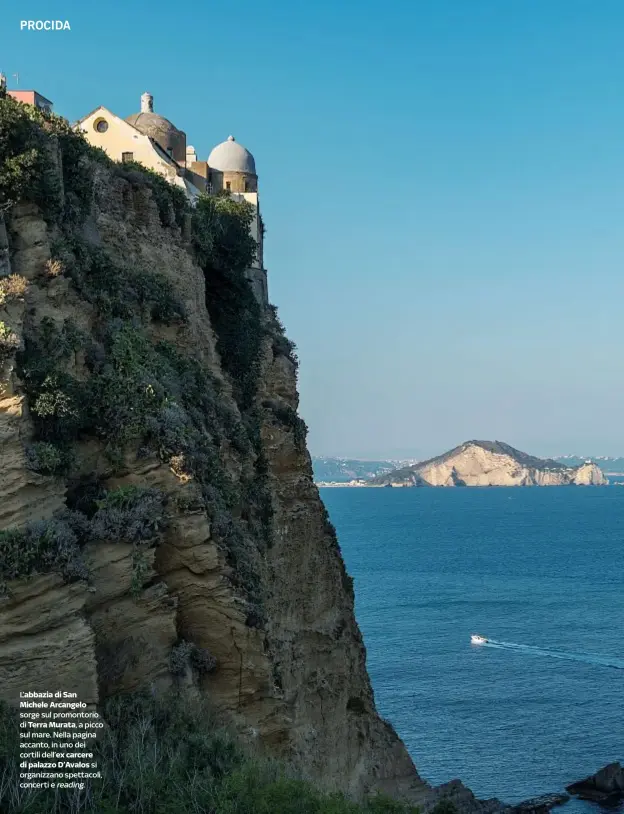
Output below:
[0,274,28,304]
[0,692,424,814]
[44,258,64,278]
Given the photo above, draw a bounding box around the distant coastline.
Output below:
[316,481,616,487]
[317,480,379,488]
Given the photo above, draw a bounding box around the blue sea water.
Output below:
[321,486,624,813]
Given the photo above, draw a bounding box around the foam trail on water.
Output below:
[482,639,624,669]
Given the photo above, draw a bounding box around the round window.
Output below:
[94,118,108,133]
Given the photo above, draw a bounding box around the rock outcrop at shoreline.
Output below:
[369,441,608,488]
[507,793,569,814]
[566,762,624,803]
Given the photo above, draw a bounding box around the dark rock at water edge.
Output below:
[423,779,571,814]
[566,762,624,803]
[422,778,506,814]
[507,793,570,814]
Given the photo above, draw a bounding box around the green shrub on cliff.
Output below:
[91,485,167,544]
[0,95,58,213]
[18,318,88,460]
[169,639,217,676]
[0,692,421,814]
[0,514,88,595]
[86,321,174,461]
[267,303,299,370]
[67,241,186,323]
[0,486,168,595]
[25,440,72,475]
[192,193,257,274]
[21,318,208,467]
[192,193,263,410]
[0,93,107,221]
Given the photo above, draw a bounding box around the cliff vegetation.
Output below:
[0,694,425,814]
[0,92,463,812]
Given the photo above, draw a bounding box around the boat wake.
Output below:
[482,639,624,670]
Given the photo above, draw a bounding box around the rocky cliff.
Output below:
[0,99,505,812]
[370,441,607,487]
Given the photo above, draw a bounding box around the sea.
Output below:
[321,483,624,814]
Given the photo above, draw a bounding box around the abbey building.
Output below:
[75,92,267,305]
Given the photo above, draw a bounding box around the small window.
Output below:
[244,180,250,192]
[94,118,108,133]
[225,181,231,191]
[121,152,133,163]
[206,182,213,194]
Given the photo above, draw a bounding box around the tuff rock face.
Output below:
[0,165,502,812]
[372,441,608,488]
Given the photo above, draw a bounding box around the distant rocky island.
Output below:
[317,441,608,487]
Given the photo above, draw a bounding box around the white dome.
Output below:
[208,135,256,174]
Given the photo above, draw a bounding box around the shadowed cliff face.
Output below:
[0,137,444,808]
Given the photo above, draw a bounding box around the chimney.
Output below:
[141,92,153,113]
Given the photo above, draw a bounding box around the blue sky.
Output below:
[3,0,624,458]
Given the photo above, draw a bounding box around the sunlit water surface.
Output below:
[321,486,624,814]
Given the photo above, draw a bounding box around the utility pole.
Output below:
[12,73,18,86]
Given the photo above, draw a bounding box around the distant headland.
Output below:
[315,441,608,487]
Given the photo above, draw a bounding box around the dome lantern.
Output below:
[141,92,153,113]
[125,93,186,165]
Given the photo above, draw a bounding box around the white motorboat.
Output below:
[470,634,488,645]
